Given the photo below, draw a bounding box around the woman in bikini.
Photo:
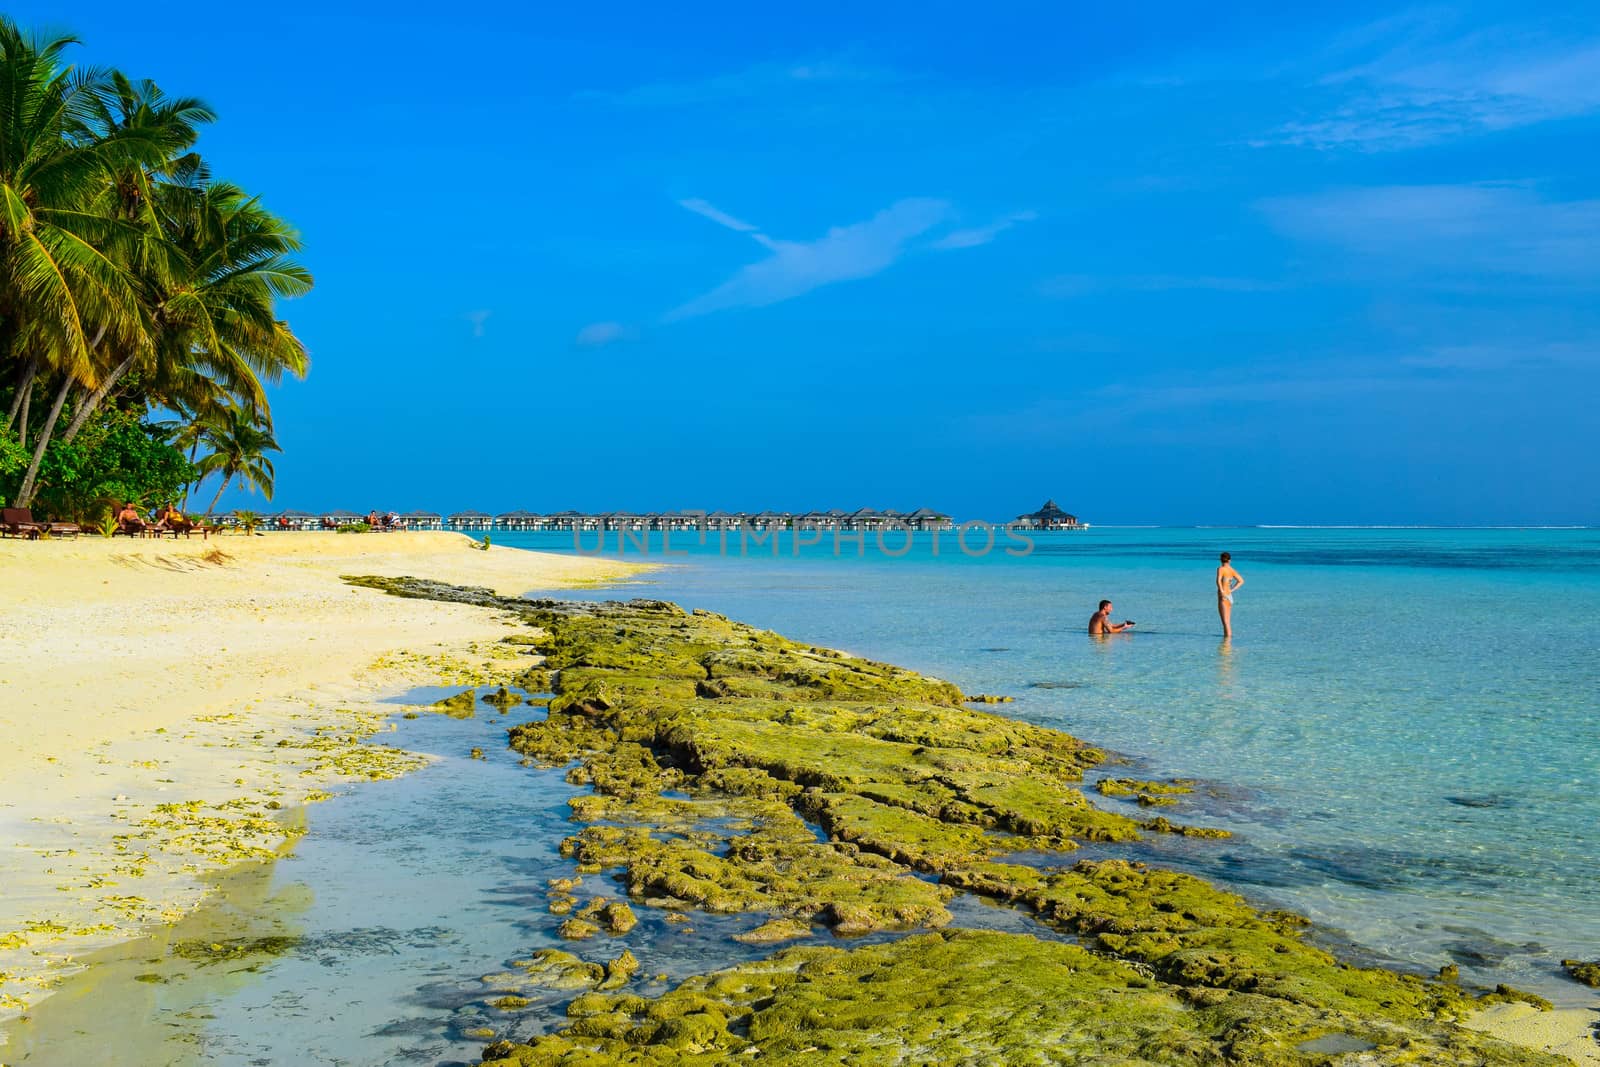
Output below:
[1216,551,1244,637]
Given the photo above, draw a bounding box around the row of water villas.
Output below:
[426,508,958,532]
[249,501,1084,532]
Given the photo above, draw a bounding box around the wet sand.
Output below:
[0,531,647,1023]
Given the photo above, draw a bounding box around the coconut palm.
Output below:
[0,18,312,513]
[58,181,311,447]
[0,19,162,501]
[193,403,278,516]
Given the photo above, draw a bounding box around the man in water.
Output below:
[1089,600,1134,635]
[1216,551,1244,637]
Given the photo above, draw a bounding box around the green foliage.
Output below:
[193,404,279,515]
[96,514,118,537]
[335,522,371,533]
[232,509,262,534]
[0,431,25,506]
[0,401,195,522]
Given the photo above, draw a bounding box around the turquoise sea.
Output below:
[7,527,1598,1065]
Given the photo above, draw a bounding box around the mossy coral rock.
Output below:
[480,929,1560,1066]
[481,686,523,709]
[1561,958,1600,987]
[429,690,477,718]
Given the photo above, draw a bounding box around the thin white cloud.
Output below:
[465,310,491,338]
[1260,14,1600,150]
[1261,184,1600,281]
[931,210,1038,250]
[677,198,761,234]
[575,321,637,348]
[665,198,953,320]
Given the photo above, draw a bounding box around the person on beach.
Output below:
[1089,600,1135,635]
[1216,552,1244,637]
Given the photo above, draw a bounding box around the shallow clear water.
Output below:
[519,526,1600,994]
[7,527,1598,1064]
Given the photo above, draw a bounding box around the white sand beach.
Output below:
[0,532,647,1022]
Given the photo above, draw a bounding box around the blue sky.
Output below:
[26,1,1600,523]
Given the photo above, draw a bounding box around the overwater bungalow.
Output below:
[321,508,363,528]
[654,511,700,531]
[495,510,545,530]
[850,507,889,530]
[905,507,952,530]
[1012,499,1085,530]
[446,509,494,530]
[598,512,645,531]
[399,510,443,529]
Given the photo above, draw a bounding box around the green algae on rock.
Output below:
[1561,958,1600,987]
[482,686,524,710]
[430,690,478,719]
[480,929,1559,1067]
[341,581,1563,1067]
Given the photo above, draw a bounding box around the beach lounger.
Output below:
[1,508,50,539]
[159,518,213,540]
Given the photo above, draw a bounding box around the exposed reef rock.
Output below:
[481,686,523,709]
[429,689,477,718]
[481,930,1558,1066]
[344,579,1564,1066]
[1561,958,1600,987]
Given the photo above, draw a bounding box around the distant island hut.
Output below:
[495,510,543,530]
[849,507,888,530]
[705,509,738,529]
[321,508,363,528]
[399,510,443,529]
[1014,499,1081,530]
[446,509,494,530]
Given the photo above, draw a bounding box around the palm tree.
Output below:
[193,404,278,516]
[57,181,311,447]
[1,19,312,513]
[0,19,163,504]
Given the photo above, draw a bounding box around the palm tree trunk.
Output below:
[16,383,31,447]
[181,440,200,509]
[204,473,233,517]
[3,355,37,434]
[59,351,135,444]
[14,375,75,508]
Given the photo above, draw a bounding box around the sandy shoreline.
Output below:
[0,531,649,1026]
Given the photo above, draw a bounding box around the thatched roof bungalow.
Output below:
[1013,499,1083,530]
[495,510,545,530]
[400,510,443,529]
